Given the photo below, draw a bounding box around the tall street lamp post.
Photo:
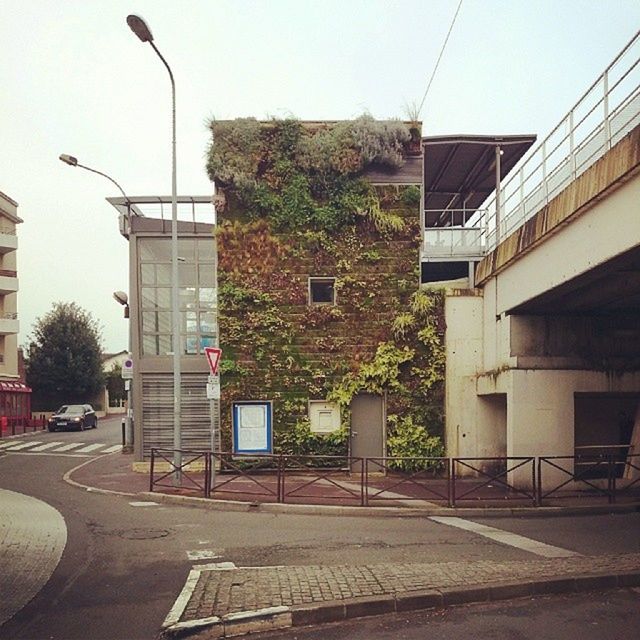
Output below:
[126,14,182,485]
[58,154,134,450]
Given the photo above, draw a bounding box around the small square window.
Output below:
[309,277,336,305]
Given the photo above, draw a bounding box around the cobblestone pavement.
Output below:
[181,553,640,622]
[0,488,67,627]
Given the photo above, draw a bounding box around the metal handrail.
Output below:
[478,31,639,251]
[211,452,280,500]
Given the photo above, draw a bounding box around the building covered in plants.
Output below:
[208,116,445,461]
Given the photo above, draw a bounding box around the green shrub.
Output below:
[386,415,444,472]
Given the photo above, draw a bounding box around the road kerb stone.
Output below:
[488,581,535,602]
[395,589,444,612]
[531,577,577,595]
[440,585,490,606]
[290,601,346,625]
[162,617,223,639]
[617,571,640,587]
[222,607,292,637]
[343,594,396,619]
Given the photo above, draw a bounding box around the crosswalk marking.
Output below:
[74,443,104,453]
[2,441,43,451]
[29,441,65,452]
[0,439,122,456]
[103,445,123,453]
[51,442,85,452]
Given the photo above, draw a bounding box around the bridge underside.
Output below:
[443,127,640,487]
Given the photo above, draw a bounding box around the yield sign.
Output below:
[204,347,222,376]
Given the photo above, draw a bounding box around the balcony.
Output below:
[0,312,19,335]
[0,228,17,254]
[0,270,18,294]
[421,209,486,261]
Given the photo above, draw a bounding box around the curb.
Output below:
[63,453,640,519]
[63,453,138,498]
[140,490,640,519]
[161,570,640,638]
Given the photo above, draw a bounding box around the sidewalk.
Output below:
[68,450,640,518]
[67,452,640,639]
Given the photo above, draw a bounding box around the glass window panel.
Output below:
[198,264,215,286]
[142,311,172,333]
[142,333,172,356]
[185,311,198,332]
[199,287,216,305]
[178,239,196,262]
[179,263,196,286]
[179,287,197,309]
[141,264,156,285]
[184,335,198,354]
[200,336,216,349]
[156,264,172,285]
[141,287,171,309]
[199,312,216,332]
[197,239,216,262]
[139,238,171,261]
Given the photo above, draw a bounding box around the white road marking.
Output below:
[2,441,42,451]
[74,443,104,453]
[430,516,581,558]
[197,562,237,571]
[187,550,222,561]
[0,440,23,449]
[129,501,159,507]
[103,445,122,453]
[51,442,85,452]
[29,441,65,452]
[162,569,202,629]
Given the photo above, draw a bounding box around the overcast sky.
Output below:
[1,0,639,353]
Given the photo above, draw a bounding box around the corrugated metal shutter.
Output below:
[142,373,220,458]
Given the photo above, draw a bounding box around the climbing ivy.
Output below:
[208,117,445,457]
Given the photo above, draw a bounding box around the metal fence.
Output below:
[0,415,47,438]
[149,450,640,508]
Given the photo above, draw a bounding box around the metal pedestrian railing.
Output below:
[149,451,639,508]
[0,415,47,438]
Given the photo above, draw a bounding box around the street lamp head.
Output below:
[59,154,78,167]
[113,291,129,306]
[126,14,154,43]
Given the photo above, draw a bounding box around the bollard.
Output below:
[121,418,126,447]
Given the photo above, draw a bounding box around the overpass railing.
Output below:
[481,30,640,251]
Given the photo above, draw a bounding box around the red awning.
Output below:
[0,381,32,393]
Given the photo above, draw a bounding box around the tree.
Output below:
[26,302,104,411]
[105,364,126,407]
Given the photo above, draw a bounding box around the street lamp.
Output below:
[126,14,182,485]
[58,154,134,451]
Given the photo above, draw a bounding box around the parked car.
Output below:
[48,404,97,432]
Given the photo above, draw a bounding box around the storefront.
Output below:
[0,381,32,430]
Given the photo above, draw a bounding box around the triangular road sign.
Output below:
[204,347,222,375]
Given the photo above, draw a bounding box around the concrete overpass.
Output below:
[420,32,640,482]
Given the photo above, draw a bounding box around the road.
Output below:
[0,417,639,639]
[254,589,640,640]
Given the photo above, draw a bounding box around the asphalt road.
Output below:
[0,417,639,639]
[254,589,640,640]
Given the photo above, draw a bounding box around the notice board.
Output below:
[232,401,273,454]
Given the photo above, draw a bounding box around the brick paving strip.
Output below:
[161,553,640,638]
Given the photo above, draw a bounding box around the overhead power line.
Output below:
[417,0,464,118]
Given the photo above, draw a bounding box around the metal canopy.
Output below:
[422,134,536,226]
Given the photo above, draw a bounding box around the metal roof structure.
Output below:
[422,134,536,227]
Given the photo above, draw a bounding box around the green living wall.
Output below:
[206,116,444,459]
